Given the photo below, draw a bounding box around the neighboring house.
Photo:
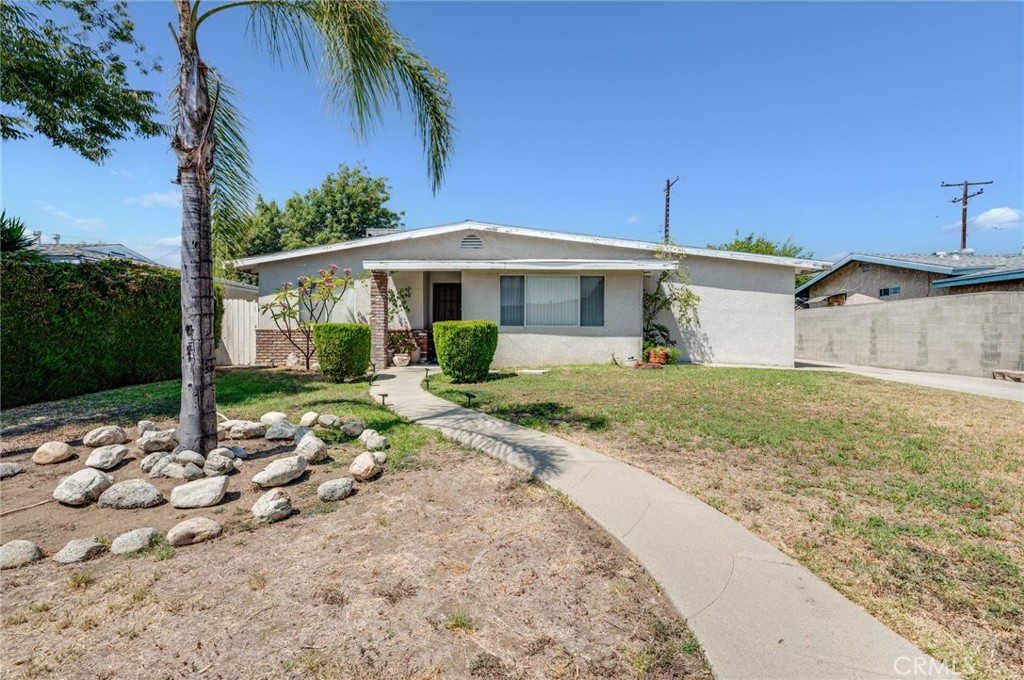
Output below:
[796,251,1024,306]
[234,220,829,369]
[32,242,158,266]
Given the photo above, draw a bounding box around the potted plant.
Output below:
[388,331,417,367]
[647,346,669,365]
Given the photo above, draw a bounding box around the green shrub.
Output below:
[313,323,371,381]
[433,320,498,383]
[0,257,222,408]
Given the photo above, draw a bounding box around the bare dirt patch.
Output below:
[1,381,710,679]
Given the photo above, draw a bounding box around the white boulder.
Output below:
[110,528,159,555]
[98,479,164,509]
[252,489,292,523]
[170,475,229,509]
[85,444,128,470]
[32,441,73,465]
[52,537,105,564]
[317,478,354,501]
[265,420,298,440]
[295,433,329,463]
[251,456,306,488]
[53,468,114,505]
[83,425,127,447]
[349,452,381,481]
[166,517,221,547]
[0,540,41,570]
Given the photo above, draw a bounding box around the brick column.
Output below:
[369,270,389,370]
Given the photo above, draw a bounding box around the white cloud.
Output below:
[154,235,181,246]
[109,163,150,179]
[942,206,1022,233]
[36,201,71,220]
[73,217,104,231]
[625,215,641,224]
[125,190,182,209]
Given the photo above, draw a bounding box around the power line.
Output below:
[941,179,993,250]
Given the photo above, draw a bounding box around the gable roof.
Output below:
[794,252,1024,295]
[234,220,830,273]
[931,263,1024,288]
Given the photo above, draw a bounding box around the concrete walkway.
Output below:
[372,369,956,679]
[795,360,1023,403]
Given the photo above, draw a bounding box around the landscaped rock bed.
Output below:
[0,378,711,678]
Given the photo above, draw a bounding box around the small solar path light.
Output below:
[423,367,431,390]
[465,392,476,407]
[379,393,388,406]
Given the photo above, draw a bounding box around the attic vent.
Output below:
[460,234,484,249]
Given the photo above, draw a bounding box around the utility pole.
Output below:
[664,176,680,244]
[941,179,993,250]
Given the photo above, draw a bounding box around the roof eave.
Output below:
[233,221,833,273]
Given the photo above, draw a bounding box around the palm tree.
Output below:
[171,0,453,453]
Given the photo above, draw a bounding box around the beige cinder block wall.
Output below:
[795,291,1024,376]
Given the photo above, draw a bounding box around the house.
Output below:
[32,242,159,266]
[234,220,829,369]
[796,251,1024,306]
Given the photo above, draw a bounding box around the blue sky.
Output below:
[2,1,1022,267]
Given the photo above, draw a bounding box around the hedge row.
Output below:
[0,256,221,408]
[313,323,371,381]
[433,320,498,382]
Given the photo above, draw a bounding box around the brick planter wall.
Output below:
[256,329,316,367]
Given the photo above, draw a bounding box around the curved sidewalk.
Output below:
[371,369,956,680]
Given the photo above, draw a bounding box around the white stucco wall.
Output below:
[461,270,643,367]
[659,258,796,367]
[245,227,803,368]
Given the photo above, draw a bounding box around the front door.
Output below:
[432,283,462,323]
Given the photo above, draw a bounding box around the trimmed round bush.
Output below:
[313,323,371,381]
[433,320,498,383]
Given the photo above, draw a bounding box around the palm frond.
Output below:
[199,0,453,192]
[168,72,256,264]
[206,73,256,265]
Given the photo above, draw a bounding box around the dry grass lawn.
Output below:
[0,370,711,679]
[434,365,1024,680]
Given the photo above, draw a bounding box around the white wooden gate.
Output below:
[216,281,258,366]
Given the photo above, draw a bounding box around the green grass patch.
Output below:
[432,364,1024,680]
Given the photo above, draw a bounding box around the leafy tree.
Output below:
[171,0,454,453]
[242,164,402,258]
[708,231,815,287]
[279,164,403,250]
[242,197,286,257]
[0,1,162,161]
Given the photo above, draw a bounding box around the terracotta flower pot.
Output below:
[648,349,667,365]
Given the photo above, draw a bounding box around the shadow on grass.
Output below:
[487,401,608,431]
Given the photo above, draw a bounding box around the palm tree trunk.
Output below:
[173,4,218,455]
